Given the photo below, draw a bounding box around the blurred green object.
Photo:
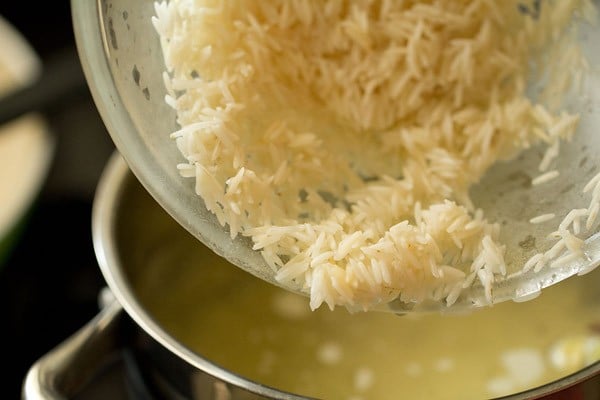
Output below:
[0,215,26,265]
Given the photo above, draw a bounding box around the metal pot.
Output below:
[22,153,600,400]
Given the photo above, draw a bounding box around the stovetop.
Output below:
[0,3,119,398]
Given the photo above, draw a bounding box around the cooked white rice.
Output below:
[152,0,594,311]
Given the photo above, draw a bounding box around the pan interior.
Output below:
[113,169,600,400]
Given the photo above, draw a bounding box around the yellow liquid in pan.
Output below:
[132,229,600,400]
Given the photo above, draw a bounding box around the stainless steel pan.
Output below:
[22,153,600,400]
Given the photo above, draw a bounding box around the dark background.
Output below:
[0,3,116,398]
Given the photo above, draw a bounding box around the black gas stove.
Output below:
[0,3,123,398]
